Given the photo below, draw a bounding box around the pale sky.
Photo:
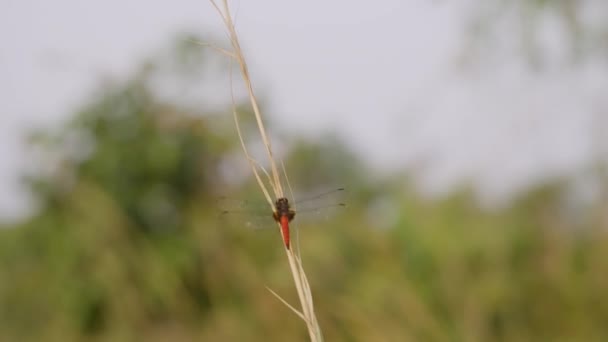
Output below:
[1,0,607,221]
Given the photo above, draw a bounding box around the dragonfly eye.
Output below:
[275,197,289,208]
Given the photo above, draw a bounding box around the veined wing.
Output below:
[216,187,347,228]
[216,196,275,230]
[291,187,348,223]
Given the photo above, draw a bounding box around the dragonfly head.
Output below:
[274,197,295,222]
[274,197,290,211]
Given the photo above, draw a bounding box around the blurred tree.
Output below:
[282,134,368,192]
[0,34,369,341]
[0,36,240,341]
[3,30,608,342]
[465,0,608,68]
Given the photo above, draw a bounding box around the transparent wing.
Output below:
[215,187,347,229]
[215,196,275,230]
[291,187,348,223]
[215,197,268,213]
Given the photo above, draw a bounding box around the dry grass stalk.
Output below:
[208,1,323,341]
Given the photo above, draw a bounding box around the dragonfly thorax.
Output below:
[273,197,295,222]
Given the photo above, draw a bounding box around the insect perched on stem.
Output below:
[273,197,296,249]
[219,187,346,249]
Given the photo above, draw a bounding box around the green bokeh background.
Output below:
[2,36,608,341]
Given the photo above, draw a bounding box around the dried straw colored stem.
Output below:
[211,0,283,200]
[209,1,323,341]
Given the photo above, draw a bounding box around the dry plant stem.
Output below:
[211,0,283,200]
[287,251,323,341]
[228,62,276,206]
[209,1,323,341]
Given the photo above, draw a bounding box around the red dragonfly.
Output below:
[219,188,346,249]
[272,197,296,249]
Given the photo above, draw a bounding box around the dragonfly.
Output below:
[218,188,347,249]
[272,197,295,249]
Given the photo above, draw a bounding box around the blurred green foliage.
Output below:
[466,0,608,68]
[2,37,608,342]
